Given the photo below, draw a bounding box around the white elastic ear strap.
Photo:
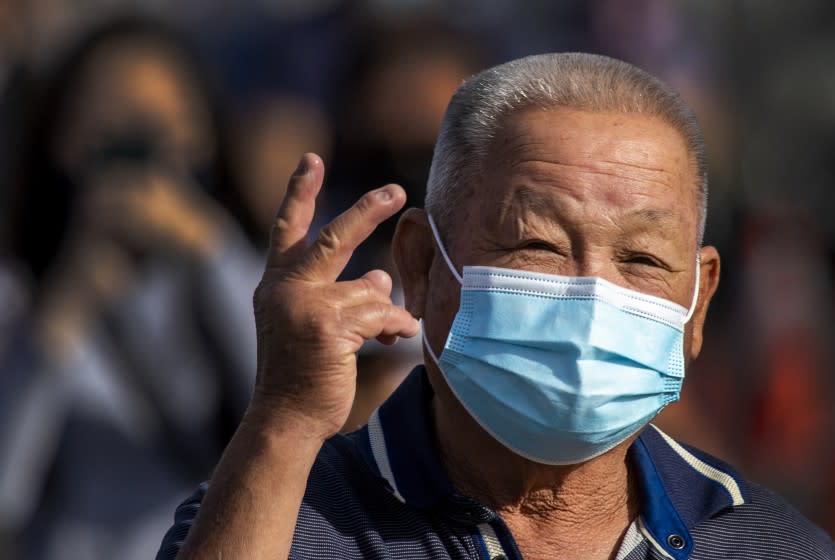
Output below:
[427,214,463,284]
[421,321,442,367]
[682,254,701,324]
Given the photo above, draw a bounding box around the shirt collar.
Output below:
[355,366,455,508]
[355,366,747,559]
[629,423,746,559]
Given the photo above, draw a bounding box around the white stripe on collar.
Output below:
[476,523,507,559]
[367,409,405,503]
[637,516,677,560]
[650,424,745,506]
[615,520,645,560]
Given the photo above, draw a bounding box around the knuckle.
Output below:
[315,224,342,253]
[271,217,307,248]
[371,302,390,321]
[357,277,380,297]
[303,311,335,338]
[357,191,377,212]
[272,216,293,235]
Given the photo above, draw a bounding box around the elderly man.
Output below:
[157,53,834,560]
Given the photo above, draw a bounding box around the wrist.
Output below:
[244,395,334,447]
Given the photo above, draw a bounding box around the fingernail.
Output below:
[293,157,308,177]
[375,186,393,202]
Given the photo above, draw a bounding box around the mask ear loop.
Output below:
[424,213,462,368]
[427,214,463,285]
[682,254,701,324]
[421,320,442,367]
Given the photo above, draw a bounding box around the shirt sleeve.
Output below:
[155,481,208,560]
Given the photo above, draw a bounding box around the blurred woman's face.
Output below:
[55,39,214,177]
[45,38,224,270]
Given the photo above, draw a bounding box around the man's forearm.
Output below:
[177,404,324,559]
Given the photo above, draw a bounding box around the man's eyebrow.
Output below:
[623,208,678,224]
[620,208,685,240]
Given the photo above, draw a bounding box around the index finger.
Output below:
[297,184,406,282]
[266,153,325,270]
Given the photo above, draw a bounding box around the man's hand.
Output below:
[251,152,419,440]
[177,153,418,559]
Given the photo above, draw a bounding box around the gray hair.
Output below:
[425,52,708,246]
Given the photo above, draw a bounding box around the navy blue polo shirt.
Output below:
[157,367,835,559]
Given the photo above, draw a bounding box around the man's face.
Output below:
[395,106,719,427]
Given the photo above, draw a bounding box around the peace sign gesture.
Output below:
[252,153,420,439]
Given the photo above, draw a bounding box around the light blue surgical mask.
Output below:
[424,214,700,464]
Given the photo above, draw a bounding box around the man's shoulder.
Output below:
[682,445,835,559]
[635,428,834,559]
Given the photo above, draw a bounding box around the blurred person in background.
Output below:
[0,0,27,230]
[0,17,265,560]
[0,0,33,377]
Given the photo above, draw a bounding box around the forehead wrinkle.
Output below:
[492,110,689,194]
[509,158,678,193]
[499,136,550,166]
[599,158,670,173]
[493,184,689,242]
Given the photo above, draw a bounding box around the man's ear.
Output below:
[688,245,720,360]
[393,208,434,319]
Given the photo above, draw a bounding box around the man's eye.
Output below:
[625,254,664,267]
[518,241,561,253]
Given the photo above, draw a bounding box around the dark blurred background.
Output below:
[0,1,833,557]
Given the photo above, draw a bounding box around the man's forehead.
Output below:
[458,109,698,245]
[472,107,696,223]
[494,107,690,177]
